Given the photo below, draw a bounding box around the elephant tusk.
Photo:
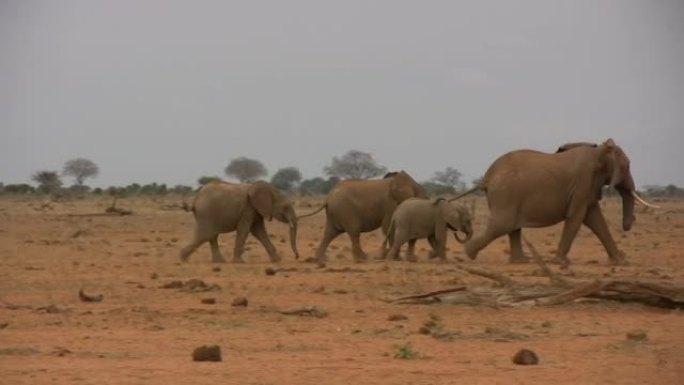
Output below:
[632,191,660,209]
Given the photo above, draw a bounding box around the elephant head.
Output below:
[434,198,473,243]
[386,170,429,203]
[557,138,657,232]
[248,181,299,259]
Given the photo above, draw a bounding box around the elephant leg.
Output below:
[314,221,342,265]
[406,239,417,262]
[232,215,253,263]
[551,208,586,267]
[465,216,515,260]
[180,227,211,262]
[209,235,226,263]
[386,236,402,261]
[250,220,281,263]
[349,231,368,262]
[583,204,626,265]
[507,229,528,264]
[427,235,438,259]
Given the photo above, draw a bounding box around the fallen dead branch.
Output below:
[390,264,684,309]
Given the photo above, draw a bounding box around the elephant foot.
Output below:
[610,251,628,266]
[464,243,479,260]
[547,256,570,267]
[268,253,282,263]
[231,257,245,264]
[353,253,369,263]
[406,255,418,263]
[508,255,530,264]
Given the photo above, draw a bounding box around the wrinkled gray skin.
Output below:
[451,139,641,266]
[384,198,473,262]
[180,181,299,263]
[299,171,428,265]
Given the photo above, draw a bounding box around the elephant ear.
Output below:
[248,181,275,220]
[389,174,416,203]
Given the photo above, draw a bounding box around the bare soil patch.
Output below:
[1,195,683,384]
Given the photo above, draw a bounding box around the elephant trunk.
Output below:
[618,187,635,231]
[453,228,473,244]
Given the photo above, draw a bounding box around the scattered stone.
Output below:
[35,305,65,314]
[201,298,217,305]
[51,347,72,357]
[512,349,539,365]
[231,296,248,307]
[264,267,277,276]
[160,279,221,292]
[388,314,408,322]
[0,322,8,329]
[279,306,328,318]
[626,330,648,342]
[149,272,158,279]
[192,345,222,362]
[212,266,221,272]
[78,289,103,303]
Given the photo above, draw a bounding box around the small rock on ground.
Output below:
[192,345,222,362]
[512,349,539,365]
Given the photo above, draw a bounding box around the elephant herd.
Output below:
[180,139,658,267]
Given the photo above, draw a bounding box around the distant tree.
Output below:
[62,158,99,185]
[299,177,340,195]
[421,181,455,196]
[271,167,303,192]
[2,183,35,194]
[197,176,222,186]
[323,150,387,180]
[31,170,63,194]
[471,176,484,188]
[644,184,684,198]
[140,183,168,195]
[123,183,141,195]
[171,184,193,194]
[431,167,465,191]
[225,157,268,183]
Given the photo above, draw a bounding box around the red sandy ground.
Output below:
[1,195,682,385]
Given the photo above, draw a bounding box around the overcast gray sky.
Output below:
[2,0,683,188]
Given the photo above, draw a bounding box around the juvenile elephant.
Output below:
[384,198,473,261]
[450,139,658,266]
[180,181,299,263]
[298,171,428,265]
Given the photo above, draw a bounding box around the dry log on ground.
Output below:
[390,264,684,309]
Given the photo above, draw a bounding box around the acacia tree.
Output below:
[323,150,387,180]
[224,157,267,183]
[63,158,99,185]
[271,167,302,192]
[431,167,465,191]
[31,170,63,193]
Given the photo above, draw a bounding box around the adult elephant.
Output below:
[450,139,658,266]
[299,171,428,265]
[180,181,299,263]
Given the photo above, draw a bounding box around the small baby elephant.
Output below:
[384,198,473,261]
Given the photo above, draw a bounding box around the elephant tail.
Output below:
[447,186,483,202]
[384,219,396,249]
[297,203,326,219]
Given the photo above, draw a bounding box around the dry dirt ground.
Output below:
[1,195,683,385]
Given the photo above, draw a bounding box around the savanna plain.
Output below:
[1,195,683,385]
